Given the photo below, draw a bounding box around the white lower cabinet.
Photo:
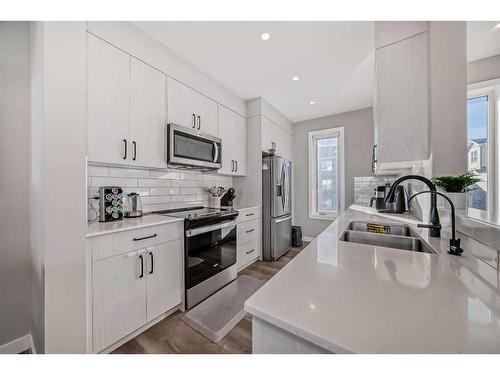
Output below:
[236,208,262,270]
[92,249,147,352]
[146,240,183,321]
[90,223,183,353]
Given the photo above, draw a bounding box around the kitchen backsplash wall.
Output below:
[87,165,233,218]
[354,176,397,207]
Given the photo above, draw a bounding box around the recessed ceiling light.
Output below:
[310,101,316,105]
[291,76,300,81]
[260,32,270,41]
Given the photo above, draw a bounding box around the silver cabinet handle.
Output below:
[235,160,238,172]
[246,249,255,255]
[231,160,234,172]
[123,139,127,159]
[132,141,137,161]
[246,229,255,233]
[192,114,196,128]
[197,115,201,130]
[246,213,255,217]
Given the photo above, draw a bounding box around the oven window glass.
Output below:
[186,225,236,289]
[174,131,215,163]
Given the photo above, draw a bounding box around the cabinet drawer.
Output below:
[237,219,260,245]
[91,222,184,260]
[237,207,261,223]
[238,238,260,269]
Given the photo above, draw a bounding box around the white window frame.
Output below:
[467,78,499,219]
[308,126,345,220]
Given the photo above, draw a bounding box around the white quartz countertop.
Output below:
[244,205,500,353]
[87,214,183,238]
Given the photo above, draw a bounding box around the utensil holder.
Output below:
[208,196,221,208]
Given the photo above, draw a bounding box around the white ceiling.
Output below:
[467,21,500,62]
[133,22,375,123]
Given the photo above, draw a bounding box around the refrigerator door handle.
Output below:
[275,215,292,224]
[280,163,286,210]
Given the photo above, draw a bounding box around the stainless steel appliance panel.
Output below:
[270,215,292,260]
[167,123,222,170]
[270,157,292,218]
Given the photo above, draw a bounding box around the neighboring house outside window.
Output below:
[308,127,345,220]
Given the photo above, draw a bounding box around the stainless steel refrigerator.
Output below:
[262,155,292,261]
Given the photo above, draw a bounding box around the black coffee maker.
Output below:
[370,183,407,213]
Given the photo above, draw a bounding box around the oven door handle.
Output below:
[186,221,237,237]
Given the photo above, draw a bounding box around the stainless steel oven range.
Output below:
[155,206,239,309]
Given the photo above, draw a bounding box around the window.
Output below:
[309,127,345,220]
[467,95,489,212]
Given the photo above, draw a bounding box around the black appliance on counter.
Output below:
[98,186,124,222]
[154,206,239,310]
[370,183,408,213]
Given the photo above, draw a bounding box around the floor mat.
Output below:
[180,275,265,342]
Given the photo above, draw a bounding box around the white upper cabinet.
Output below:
[129,57,166,169]
[218,105,247,176]
[261,116,293,160]
[373,32,428,167]
[87,34,166,169]
[87,34,131,165]
[167,77,218,136]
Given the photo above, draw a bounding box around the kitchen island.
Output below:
[244,205,500,353]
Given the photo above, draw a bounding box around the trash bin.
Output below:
[292,226,303,247]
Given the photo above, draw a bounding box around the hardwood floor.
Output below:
[112,243,309,354]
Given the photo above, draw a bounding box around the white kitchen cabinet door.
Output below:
[261,117,292,160]
[374,32,428,164]
[92,250,147,352]
[146,240,183,321]
[167,77,198,130]
[130,58,167,169]
[87,34,131,165]
[218,105,247,175]
[195,92,219,137]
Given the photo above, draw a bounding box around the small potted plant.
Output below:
[431,173,482,210]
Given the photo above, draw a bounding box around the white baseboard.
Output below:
[302,236,314,242]
[0,334,35,354]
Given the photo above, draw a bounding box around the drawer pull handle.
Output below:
[246,249,255,255]
[149,252,154,274]
[133,234,157,242]
[246,229,255,233]
[246,213,255,217]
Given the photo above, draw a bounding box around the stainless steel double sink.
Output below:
[339,221,436,254]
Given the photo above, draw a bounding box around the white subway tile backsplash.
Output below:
[138,179,172,188]
[150,187,180,196]
[109,167,150,179]
[141,195,172,205]
[88,165,232,220]
[88,165,109,177]
[150,170,180,180]
[171,179,196,188]
[91,176,138,188]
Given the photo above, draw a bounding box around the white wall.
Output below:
[30,22,88,353]
[292,107,374,238]
[428,21,468,176]
[468,54,500,84]
[0,21,31,347]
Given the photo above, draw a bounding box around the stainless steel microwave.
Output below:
[166,123,222,171]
